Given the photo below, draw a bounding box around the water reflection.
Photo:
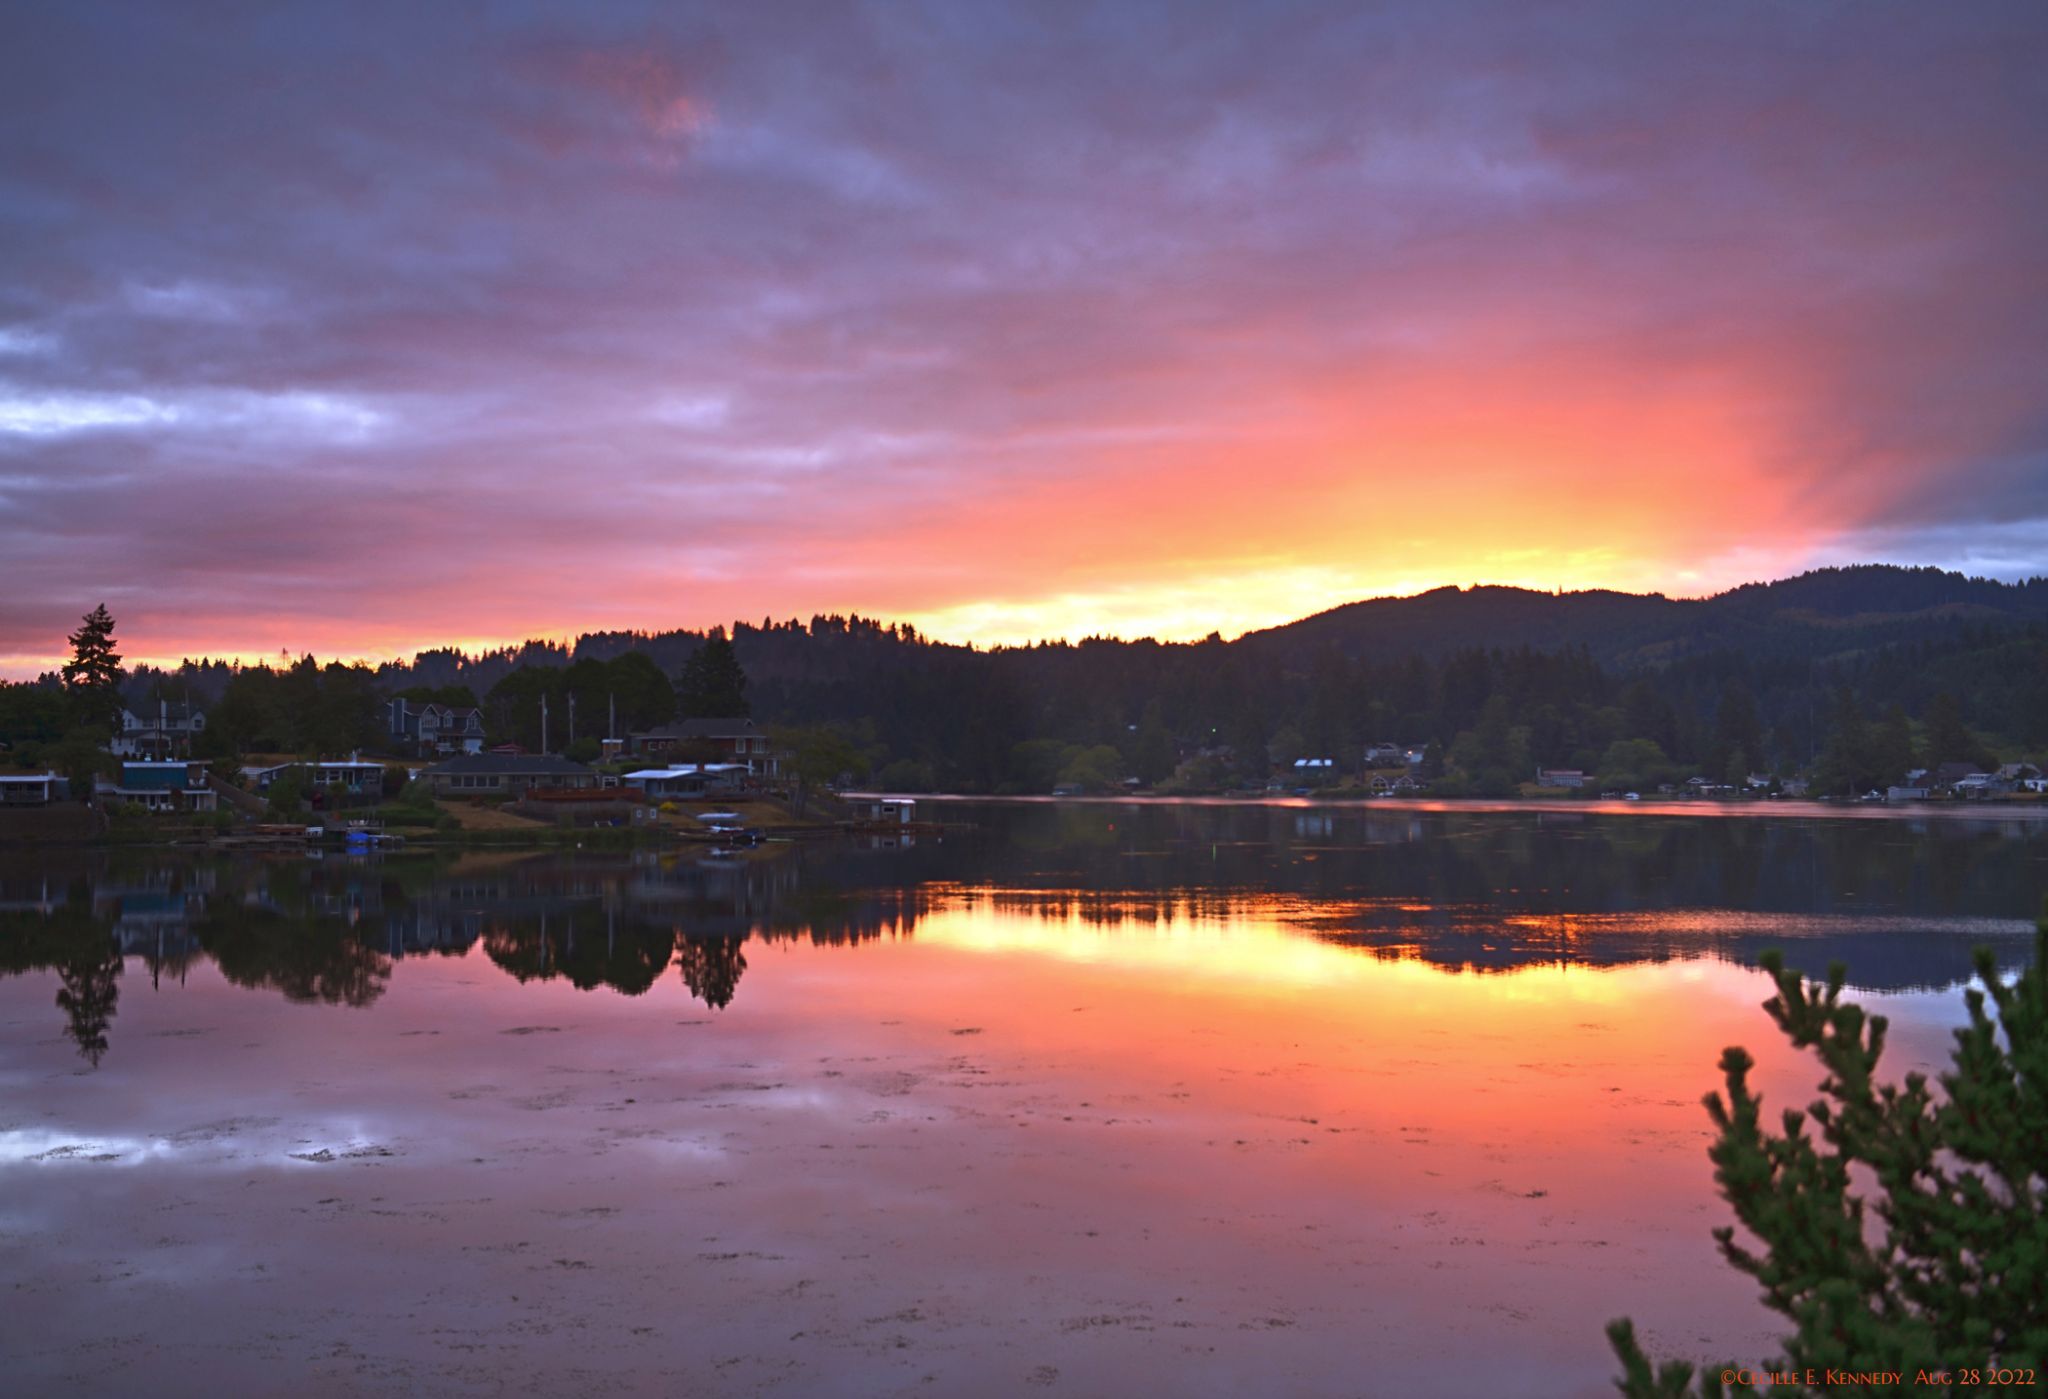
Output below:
[1,803,2041,1066]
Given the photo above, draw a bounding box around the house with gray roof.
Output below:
[420,752,596,797]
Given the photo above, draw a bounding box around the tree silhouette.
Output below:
[676,934,747,1010]
[56,946,122,1067]
[676,627,750,719]
[62,603,124,736]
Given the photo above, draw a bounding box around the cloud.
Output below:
[0,1,2043,670]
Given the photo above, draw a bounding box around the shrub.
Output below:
[1609,904,2047,1395]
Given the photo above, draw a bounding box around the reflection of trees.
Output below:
[483,910,674,996]
[198,903,391,1006]
[0,880,122,1066]
[677,936,746,1010]
[56,947,121,1067]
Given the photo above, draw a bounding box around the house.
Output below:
[420,752,596,797]
[1886,786,1930,802]
[1534,768,1586,789]
[1363,742,1408,767]
[111,702,206,758]
[1928,762,1985,792]
[857,797,916,824]
[1293,757,1336,783]
[1368,773,1418,794]
[1954,771,2013,798]
[629,717,779,775]
[249,761,387,796]
[389,699,485,756]
[0,771,60,806]
[100,760,216,813]
[623,764,748,800]
[1780,778,1810,797]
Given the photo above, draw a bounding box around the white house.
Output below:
[111,703,206,759]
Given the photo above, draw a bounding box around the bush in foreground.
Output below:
[1609,905,2045,1396]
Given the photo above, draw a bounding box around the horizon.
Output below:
[6,560,2042,682]
[5,4,2046,677]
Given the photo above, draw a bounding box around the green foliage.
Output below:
[1597,737,1677,794]
[51,727,113,801]
[1446,696,1531,795]
[676,626,750,719]
[206,658,382,756]
[483,652,676,751]
[1057,744,1125,793]
[265,770,309,819]
[61,604,124,737]
[1923,692,1994,770]
[562,736,601,763]
[1610,907,2048,1396]
[0,678,70,748]
[873,757,935,792]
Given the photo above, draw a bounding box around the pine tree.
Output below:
[1608,903,2048,1396]
[60,604,123,736]
[675,627,750,719]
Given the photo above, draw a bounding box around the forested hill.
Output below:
[68,563,2047,794]
[1238,566,2048,669]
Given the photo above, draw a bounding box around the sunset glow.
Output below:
[3,3,2044,675]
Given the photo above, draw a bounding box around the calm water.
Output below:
[2,803,2042,1397]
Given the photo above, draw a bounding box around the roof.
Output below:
[635,718,761,740]
[422,753,593,776]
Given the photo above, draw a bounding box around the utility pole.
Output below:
[541,694,549,755]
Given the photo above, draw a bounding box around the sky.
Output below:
[2,0,2046,677]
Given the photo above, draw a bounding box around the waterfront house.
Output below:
[1928,762,1985,792]
[0,771,61,806]
[1363,742,1408,767]
[1534,768,1587,789]
[420,753,595,797]
[389,699,485,757]
[629,717,779,775]
[249,761,387,797]
[100,760,217,813]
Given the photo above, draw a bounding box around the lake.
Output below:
[2,802,2042,1397]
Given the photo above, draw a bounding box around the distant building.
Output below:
[100,761,216,813]
[1928,762,1985,791]
[629,717,779,775]
[623,764,748,800]
[858,797,916,825]
[1886,786,1930,802]
[1363,742,1408,767]
[111,703,206,759]
[1534,768,1586,789]
[389,699,485,756]
[420,753,595,797]
[0,771,61,806]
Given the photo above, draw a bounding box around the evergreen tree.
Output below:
[675,627,750,718]
[1609,906,2048,1395]
[1923,691,1991,769]
[61,604,123,736]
